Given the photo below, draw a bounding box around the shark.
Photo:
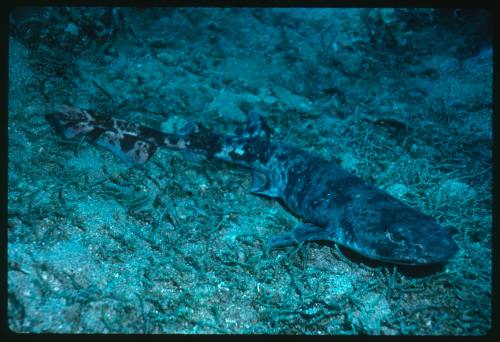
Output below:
[45,104,458,265]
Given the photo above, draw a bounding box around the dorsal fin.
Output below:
[179,121,215,137]
[236,111,273,139]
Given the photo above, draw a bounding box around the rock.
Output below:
[64,23,79,36]
[340,151,359,171]
[436,179,477,204]
[156,52,178,66]
[386,183,410,199]
[160,115,189,133]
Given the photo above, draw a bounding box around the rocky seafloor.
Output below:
[7,7,492,334]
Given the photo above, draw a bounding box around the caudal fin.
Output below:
[45,104,97,139]
[45,104,159,165]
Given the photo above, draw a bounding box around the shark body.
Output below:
[46,105,458,265]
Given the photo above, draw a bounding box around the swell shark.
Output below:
[45,104,458,265]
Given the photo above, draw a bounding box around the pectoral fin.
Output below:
[267,223,330,249]
[250,171,280,198]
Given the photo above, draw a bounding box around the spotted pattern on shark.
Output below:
[45,105,459,265]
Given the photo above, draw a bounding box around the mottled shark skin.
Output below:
[45,105,459,265]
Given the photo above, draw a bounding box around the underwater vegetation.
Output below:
[8,7,492,334]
